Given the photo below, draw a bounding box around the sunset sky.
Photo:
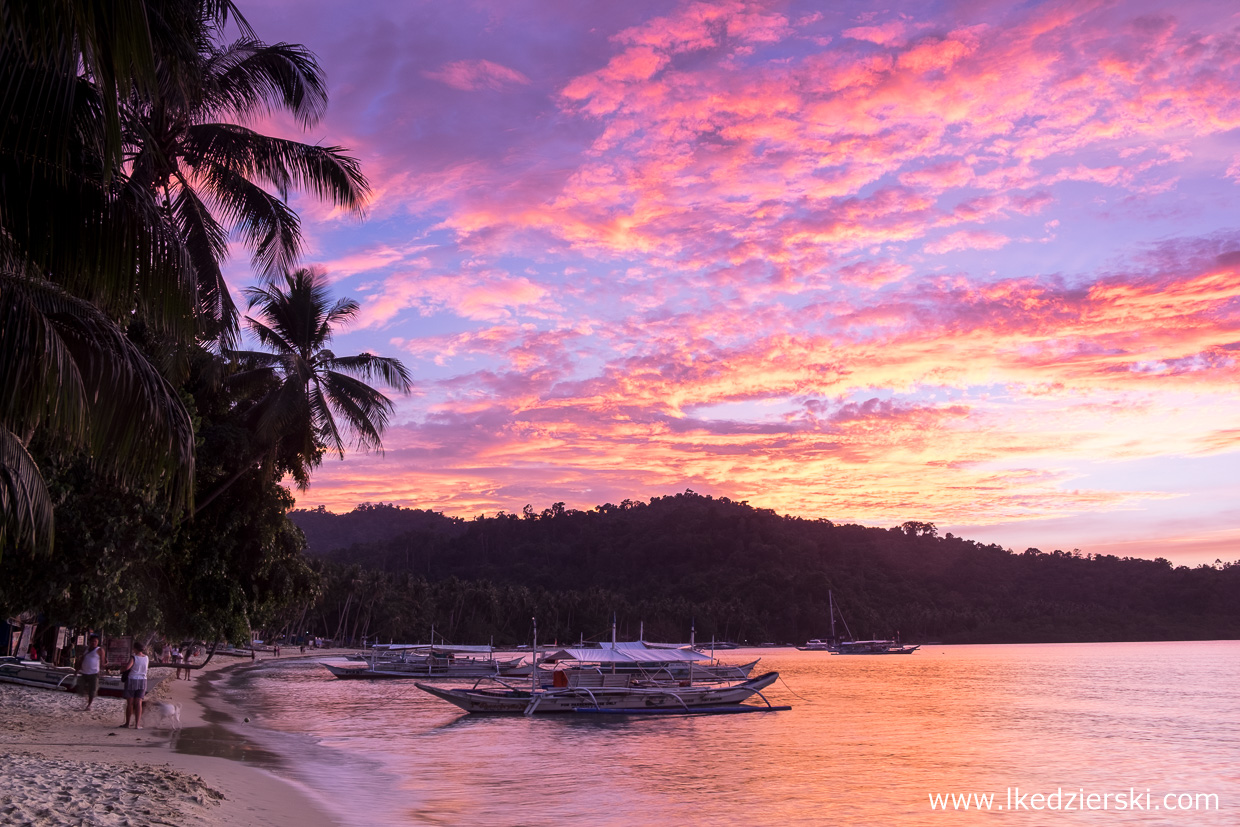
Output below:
[234,0,1240,565]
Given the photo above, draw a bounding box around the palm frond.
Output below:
[319,353,414,394]
[196,160,302,275]
[0,272,196,510]
[170,171,239,343]
[309,382,349,459]
[0,428,55,559]
[242,315,299,358]
[181,123,369,211]
[319,370,396,452]
[2,0,158,177]
[320,297,360,340]
[200,39,329,128]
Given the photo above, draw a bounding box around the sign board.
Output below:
[17,624,34,658]
[105,635,133,669]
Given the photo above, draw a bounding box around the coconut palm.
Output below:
[195,267,412,513]
[0,1,219,556]
[123,12,369,340]
[0,1,368,555]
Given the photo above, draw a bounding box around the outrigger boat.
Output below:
[415,622,789,716]
[502,641,759,683]
[322,644,522,680]
[416,670,784,714]
[0,657,130,697]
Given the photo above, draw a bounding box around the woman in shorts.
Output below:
[121,642,150,729]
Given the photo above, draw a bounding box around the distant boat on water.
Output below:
[322,644,521,680]
[797,591,920,655]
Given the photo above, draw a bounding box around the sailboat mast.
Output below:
[829,591,836,643]
[531,618,538,694]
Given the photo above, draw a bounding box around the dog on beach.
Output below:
[147,701,183,730]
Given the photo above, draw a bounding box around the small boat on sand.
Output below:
[0,658,129,696]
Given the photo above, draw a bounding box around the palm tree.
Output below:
[0,1,220,556]
[1,2,369,555]
[123,11,369,340]
[195,267,413,514]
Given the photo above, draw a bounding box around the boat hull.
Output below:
[321,660,520,680]
[416,671,782,714]
[0,662,128,696]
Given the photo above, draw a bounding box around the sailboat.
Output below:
[797,591,919,654]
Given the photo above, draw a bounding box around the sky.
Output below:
[232,0,1240,565]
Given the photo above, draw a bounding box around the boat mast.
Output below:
[829,590,836,644]
[530,618,538,695]
[689,618,696,686]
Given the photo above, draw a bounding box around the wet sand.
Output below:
[0,653,341,826]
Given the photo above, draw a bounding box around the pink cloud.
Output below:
[924,230,1011,254]
[356,271,553,328]
[843,21,908,46]
[423,59,530,91]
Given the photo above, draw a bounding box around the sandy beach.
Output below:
[0,654,338,827]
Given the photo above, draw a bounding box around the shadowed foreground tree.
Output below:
[0,0,368,557]
[0,3,382,645]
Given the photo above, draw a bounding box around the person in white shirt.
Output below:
[121,641,150,729]
[75,635,104,710]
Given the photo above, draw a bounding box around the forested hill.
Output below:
[289,493,1240,645]
[292,502,466,552]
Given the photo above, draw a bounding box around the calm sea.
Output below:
[195,642,1238,825]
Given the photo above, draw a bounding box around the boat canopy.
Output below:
[543,641,712,664]
[370,644,495,655]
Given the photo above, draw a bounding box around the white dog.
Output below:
[146,701,183,730]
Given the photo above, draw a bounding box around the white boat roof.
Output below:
[543,641,712,663]
[370,644,495,654]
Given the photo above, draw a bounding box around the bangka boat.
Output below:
[322,644,522,680]
[416,670,783,714]
[499,638,757,681]
[416,632,786,715]
[0,658,129,696]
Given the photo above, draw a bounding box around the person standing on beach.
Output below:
[121,642,150,729]
[75,635,104,710]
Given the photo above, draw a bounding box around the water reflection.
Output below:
[220,642,1240,826]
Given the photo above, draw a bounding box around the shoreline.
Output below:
[0,651,345,826]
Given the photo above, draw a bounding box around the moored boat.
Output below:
[835,639,920,655]
[797,590,920,655]
[321,644,522,680]
[416,670,783,714]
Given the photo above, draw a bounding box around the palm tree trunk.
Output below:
[194,460,257,515]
